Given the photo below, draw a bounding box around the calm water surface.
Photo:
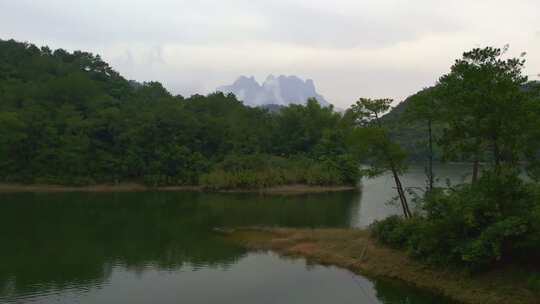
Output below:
[355,162,472,227]
[0,164,466,303]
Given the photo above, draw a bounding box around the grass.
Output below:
[225,228,540,304]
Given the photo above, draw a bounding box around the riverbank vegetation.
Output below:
[0,39,362,189]
[200,154,359,190]
[367,46,540,300]
[226,228,538,304]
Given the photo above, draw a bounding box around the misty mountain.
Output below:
[217,75,330,107]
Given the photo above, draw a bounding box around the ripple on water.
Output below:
[1,279,110,303]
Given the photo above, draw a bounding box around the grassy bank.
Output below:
[225,228,539,304]
[0,183,356,194]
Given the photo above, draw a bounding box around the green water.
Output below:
[0,166,464,303]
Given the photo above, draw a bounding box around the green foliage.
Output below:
[348,97,412,217]
[437,46,532,170]
[348,98,408,175]
[0,39,362,188]
[200,154,359,190]
[403,87,440,123]
[372,170,540,271]
[370,215,412,248]
[528,274,540,294]
[372,47,540,274]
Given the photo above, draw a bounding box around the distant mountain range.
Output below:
[217,75,330,107]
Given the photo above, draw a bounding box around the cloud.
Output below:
[247,0,462,48]
[1,0,540,107]
[0,0,461,48]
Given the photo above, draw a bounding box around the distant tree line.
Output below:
[0,39,362,188]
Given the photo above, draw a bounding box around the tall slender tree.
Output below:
[403,87,440,192]
[349,98,412,218]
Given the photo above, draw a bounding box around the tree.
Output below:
[438,46,530,181]
[0,112,27,176]
[349,98,412,218]
[403,87,441,192]
[270,98,340,155]
[521,81,540,180]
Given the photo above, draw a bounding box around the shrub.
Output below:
[370,216,409,248]
[528,274,540,294]
[371,169,540,271]
[199,154,360,190]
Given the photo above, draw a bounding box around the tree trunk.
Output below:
[493,137,501,174]
[391,165,412,218]
[472,157,479,184]
[427,119,434,192]
[375,112,412,218]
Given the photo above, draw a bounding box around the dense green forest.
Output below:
[0,39,362,188]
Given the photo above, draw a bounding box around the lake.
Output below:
[0,164,468,303]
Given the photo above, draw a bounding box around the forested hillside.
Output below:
[382,80,540,161]
[0,39,361,188]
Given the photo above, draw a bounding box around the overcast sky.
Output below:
[2,0,540,108]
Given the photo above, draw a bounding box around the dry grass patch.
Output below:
[226,228,539,304]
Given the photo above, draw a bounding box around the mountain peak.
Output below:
[217,75,330,107]
[234,75,258,86]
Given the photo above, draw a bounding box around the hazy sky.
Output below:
[2,0,540,108]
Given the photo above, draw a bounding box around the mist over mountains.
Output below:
[217,75,330,107]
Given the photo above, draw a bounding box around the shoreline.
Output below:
[224,228,538,304]
[0,183,357,195]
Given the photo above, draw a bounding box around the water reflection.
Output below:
[0,191,359,302]
[0,186,458,303]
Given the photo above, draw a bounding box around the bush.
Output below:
[528,274,540,294]
[371,169,540,271]
[371,216,410,248]
[199,154,360,190]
